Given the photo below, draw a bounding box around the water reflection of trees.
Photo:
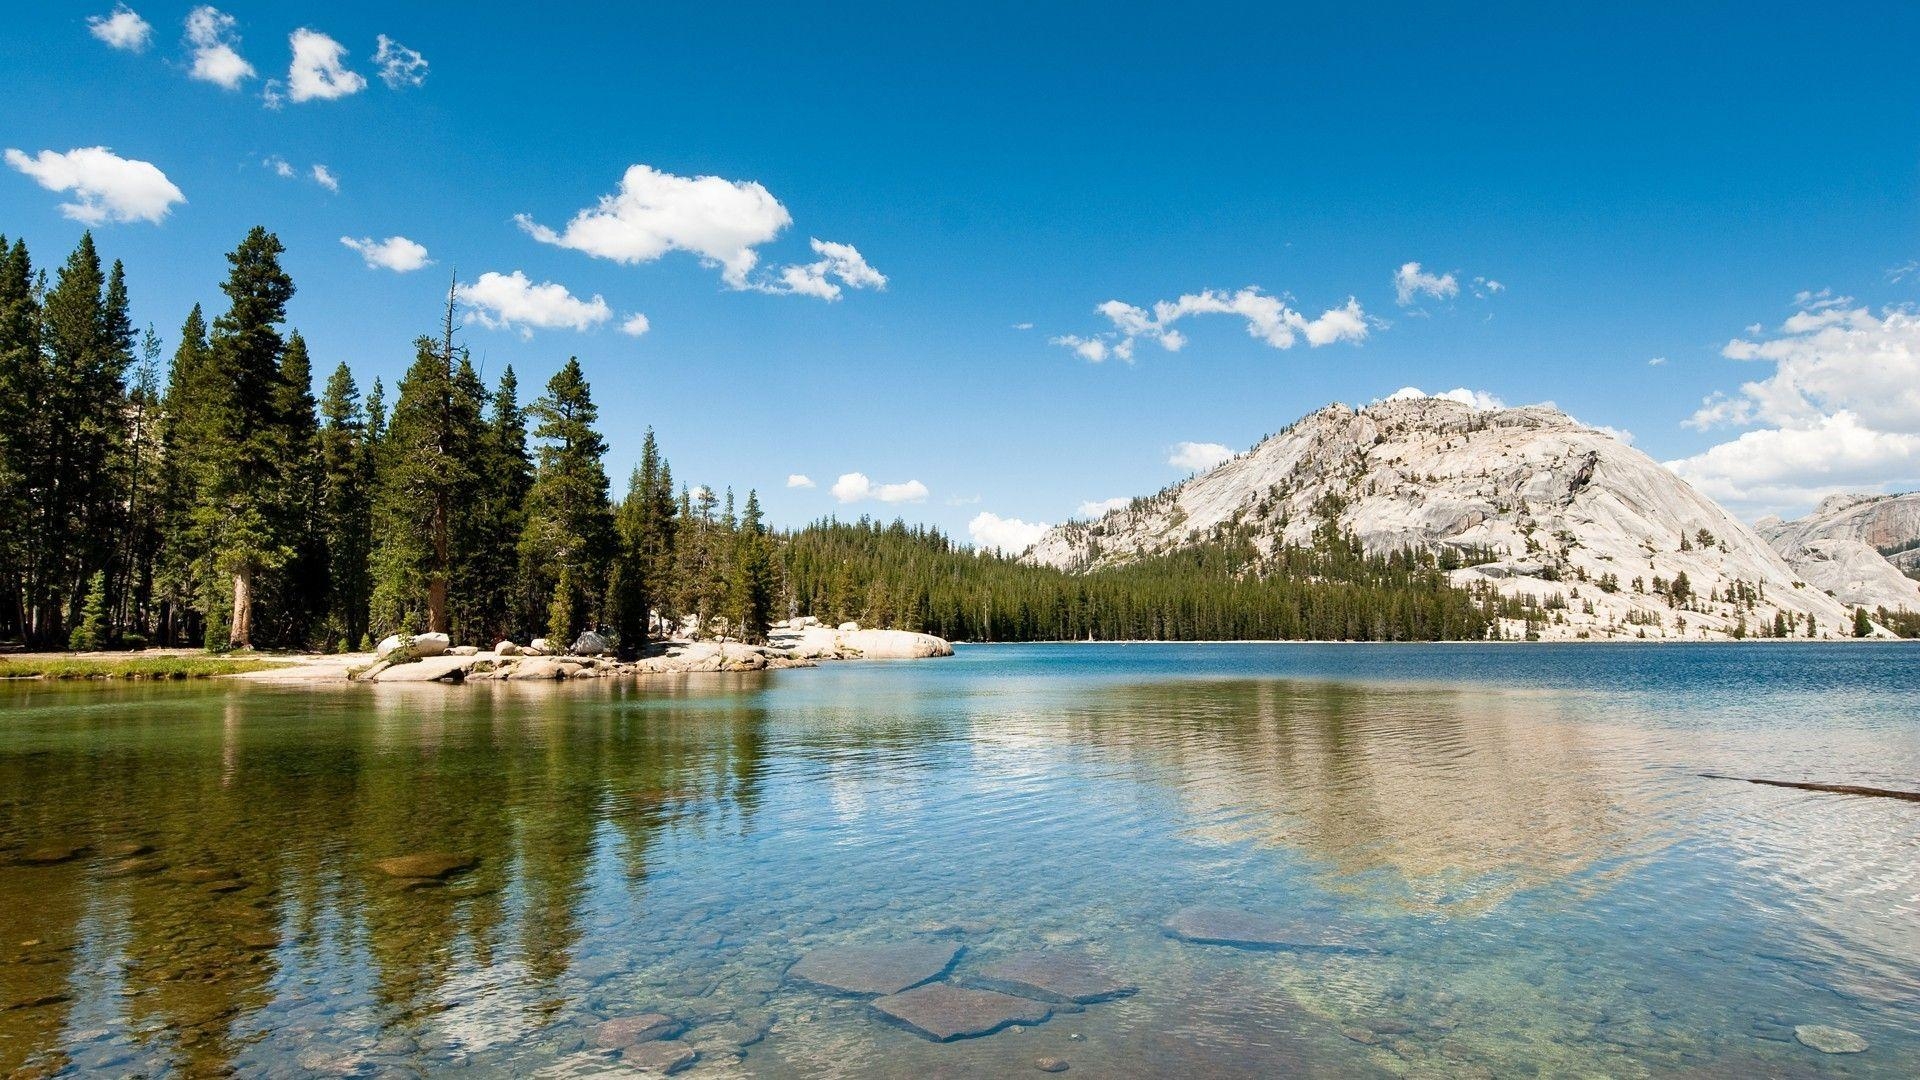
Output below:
[1054,679,1648,914]
[0,677,770,1077]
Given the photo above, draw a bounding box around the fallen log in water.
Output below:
[1699,773,1920,803]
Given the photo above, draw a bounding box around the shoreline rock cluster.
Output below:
[352,618,954,684]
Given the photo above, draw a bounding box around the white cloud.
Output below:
[310,163,339,192]
[756,238,886,300]
[969,511,1050,556]
[1588,424,1636,446]
[1667,412,1920,515]
[1077,497,1129,518]
[5,146,184,225]
[1667,297,1920,514]
[1012,322,1034,330]
[1384,386,1506,411]
[90,5,152,51]
[1648,356,1668,366]
[517,164,791,286]
[1394,261,1459,306]
[1471,275,1504,299]
[786,474,815,489]
[1057,287,1369,363]
[1168,441,1235,472]
[373,34,427,88]
[184,6,252,89]
[619,312,651,337]
[285,28,365,102]
[519,165,884,299]
[262,154,294,178]
[340,235,431,273]
[455,271,611,337]
[831,472,927,504]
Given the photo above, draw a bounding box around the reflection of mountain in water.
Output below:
[1055,678,1649,915]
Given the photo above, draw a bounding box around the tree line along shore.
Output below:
[1,226,1728,662]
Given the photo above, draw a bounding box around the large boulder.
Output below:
[527,637,553,656]
[494,640,523,656]
[837,629,954,659]
[374,631,451,660]
[838,621,861,632]
[571,630,612,656]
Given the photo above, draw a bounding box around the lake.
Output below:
[2,643,1917,1077]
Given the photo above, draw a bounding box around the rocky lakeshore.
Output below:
[333,619,955,685]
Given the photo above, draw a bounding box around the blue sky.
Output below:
[6,2,1920,548]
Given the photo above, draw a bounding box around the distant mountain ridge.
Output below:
[1024,397,1882,640]
[1756,492,1920,611]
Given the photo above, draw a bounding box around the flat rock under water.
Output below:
[788,941,959,996]
[1794,1024,1869,1054]
[871,982,1053,1041]
[971,951,1136,1004]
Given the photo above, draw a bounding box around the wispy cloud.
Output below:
[373,34,427,88]
[1055,287,1369,363]
[1168,441,1234,472]
[831,472,927,504]
[184,6,252,89]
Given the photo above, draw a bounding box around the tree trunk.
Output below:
[229,568,253,649]
[428,574,448,636]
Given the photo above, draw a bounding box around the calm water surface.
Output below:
[2,643,1917,1077]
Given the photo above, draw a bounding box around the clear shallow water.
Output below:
[1,642,1917,1078]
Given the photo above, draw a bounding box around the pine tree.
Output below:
[611,429,675,655]
[156,306,215,646]
[455,365,529,643]
[318,363,373,649]
[729,490,776,644]
[1853,606,1873,638]
[69,570,108,651]
[370,334,482,637]
[198,227,297,649]
[518,358,614,646]
[264,330,324,645]
[117,325,166,643]
[0,237,41,641]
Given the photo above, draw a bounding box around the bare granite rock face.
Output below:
[787,941,960,996]
[1757,492,1920,612]
[1024,397,1872,639]
[870,983,1052,1041]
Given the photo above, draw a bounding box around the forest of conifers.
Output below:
[0,226,1505,654]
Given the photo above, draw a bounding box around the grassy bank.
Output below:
[0,655,289,680]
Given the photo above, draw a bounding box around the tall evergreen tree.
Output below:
[518,358,613,646]
[0,237,41,640]
[198,227,297,648]
[156,305,215,646]
[318,362,373,649]
[261,330,324,645]
[729,490,776,644]
[370,335,482,637]
[27,234,130,643]
[117,326,166,641]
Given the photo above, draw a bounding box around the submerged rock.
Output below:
[787,941,959,996]
[372,852,478,880]
[1164,905,1361,950]
[621,1040,695,1073]
[594,1013,682,1048]
[1794,1025,1868,1054]
[13,844,86,865]
[972,951,1136,1004]
[1035,1058,1070,1073]
[871,983,1052,1041]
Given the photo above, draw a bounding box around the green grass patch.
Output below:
[0,655,288,680]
